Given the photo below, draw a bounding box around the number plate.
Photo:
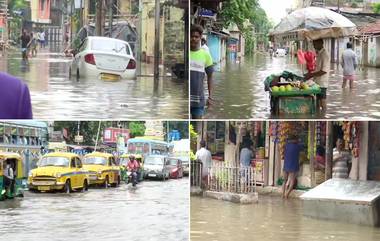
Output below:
[148,174,157,177]
[38,186,50,191]
[100,73,120,81]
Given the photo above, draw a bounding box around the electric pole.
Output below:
[154,0,160,82]
[108,0,113,37]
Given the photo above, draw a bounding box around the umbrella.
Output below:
[270,7,357,41]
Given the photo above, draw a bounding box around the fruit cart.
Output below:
[264,71,321,115]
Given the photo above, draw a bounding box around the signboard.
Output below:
[103,128,130,143]
[50,131,63,142]
[74,135,83,143]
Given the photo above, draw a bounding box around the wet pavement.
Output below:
[191,196,380,241]
[205,54,380,119]
[0,48,188,119]
[0,178,189,241]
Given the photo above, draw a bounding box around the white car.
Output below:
[70,36,136,80]
[275,48,287,57]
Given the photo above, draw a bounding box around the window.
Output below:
[70,158,76,168]
[89,0,96,15]
[91,39,131,55]
[75,158,82,168]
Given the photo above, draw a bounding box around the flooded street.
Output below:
[0,178,189,241]
[205,54,380,119]
[0,49,188,119]
[191,196,380,241]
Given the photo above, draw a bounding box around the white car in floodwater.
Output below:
[69,36,136,80]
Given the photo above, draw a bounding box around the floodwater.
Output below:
[205,54,380,119]
[0,48,188,119]
[0,178,189,241]
[191,196,380,241]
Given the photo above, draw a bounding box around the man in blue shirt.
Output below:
[282,135,303,199]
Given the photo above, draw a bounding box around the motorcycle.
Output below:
[126,170,138,187]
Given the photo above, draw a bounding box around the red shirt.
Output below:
[127,160,139,171]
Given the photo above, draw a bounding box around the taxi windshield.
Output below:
[83,157,107,165]
[39,157,70,167]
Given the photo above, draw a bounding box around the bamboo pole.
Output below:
[325,122,333,180]
[309,121,316,187]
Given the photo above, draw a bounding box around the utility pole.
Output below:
[154,0,160,82]
[325,121,333,181]
[108,0,113,37]
[96,0,104,36]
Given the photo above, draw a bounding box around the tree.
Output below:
[129,122,146,137]
[373,3,380,14]
[220,0,272,54]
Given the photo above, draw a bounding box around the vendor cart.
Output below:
[265,71,321,115]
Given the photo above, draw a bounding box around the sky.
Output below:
[259,0,294,25]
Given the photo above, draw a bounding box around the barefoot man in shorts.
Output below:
[341,42,358,89]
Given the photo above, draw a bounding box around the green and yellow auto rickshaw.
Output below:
[119,154,144,183]
[0,152,24,200]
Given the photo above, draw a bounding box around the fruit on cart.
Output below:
[286,85,293,91]
[279,85,286,92]
[272,86,279,92]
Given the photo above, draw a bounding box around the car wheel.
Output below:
[76,69,80,80]
[64,180,71,194]
[82,180,88,192]
[104,176,109,188]
[117,176,121,186]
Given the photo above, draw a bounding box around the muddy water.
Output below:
[0,178,189,241]
[205,54,380,119]
[0,50,188,119]
[191,195,380,241]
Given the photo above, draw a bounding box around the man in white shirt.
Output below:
[305,39,330,111]
[195,140,212,186]
[341,42,358,89]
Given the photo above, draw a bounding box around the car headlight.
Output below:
[28,171,33,177]
[98,171,102,174]
[55,173,62,178]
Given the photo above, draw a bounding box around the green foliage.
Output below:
[129,122,146,138]
[373,3,380,14]
[190,124,198,154]
[220,0,272,54]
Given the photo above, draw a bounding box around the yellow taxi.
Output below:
[27,152,89,193]
[83,152,120,188]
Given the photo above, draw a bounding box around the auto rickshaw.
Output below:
[0,152,24,200]
[119,154,144,183]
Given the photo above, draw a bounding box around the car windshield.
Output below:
[144,157,164,165]
[91,39,131,55]
[168,159,178,166]
[39,157,70,167]
[83,157,107,165]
